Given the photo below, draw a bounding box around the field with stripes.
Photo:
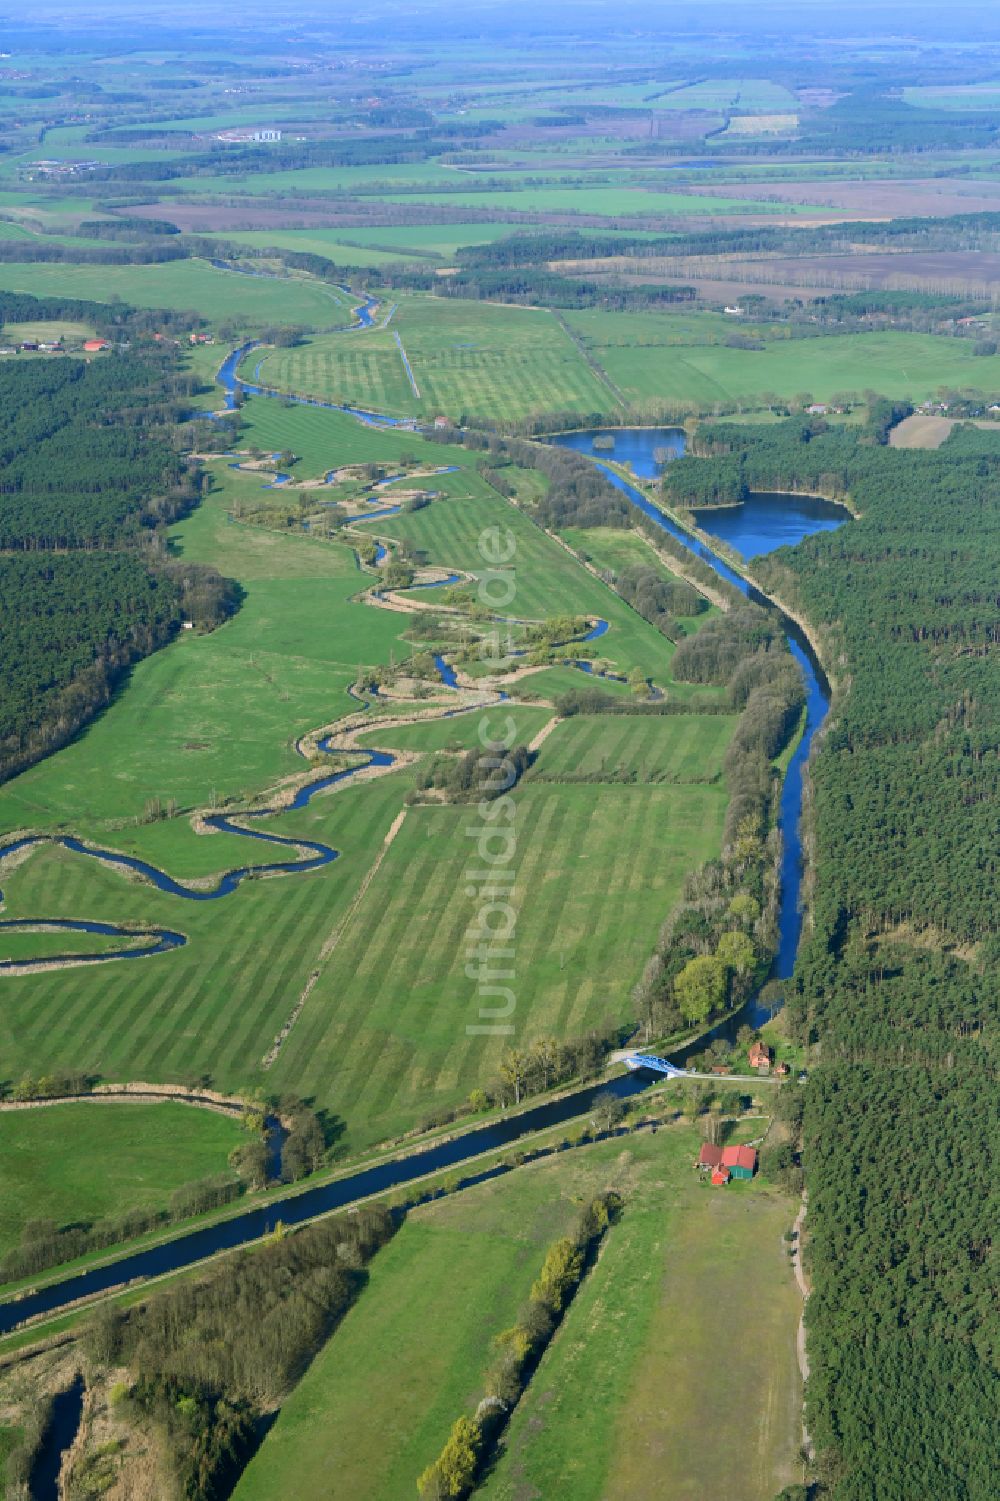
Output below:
[254,297,615,424]
[265,779,727,1141]
[220,395,477,473]
[0,395,733,1159]
[527,713,735,784]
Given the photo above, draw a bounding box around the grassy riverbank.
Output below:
[0,1103,243,1258]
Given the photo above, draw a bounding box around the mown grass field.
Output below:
[255,297,614,423]
[266,780,728,1142]
[0,768,414,1124]
[528,713,735,784]
[566,311,1000,407]
[231,1142,607,1501]
[0,259,347,325]
[373,483,725,700]
[355,706,553,754]
[235,1125,801,1501]
[0,774,727,1156]
[0,433,730,1153]
[225,397,475,474]
[259,326,422,416]
[374,479,627,623]
[481,1140,802,1501]
[0,1103,243,1257]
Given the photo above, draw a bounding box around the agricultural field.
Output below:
[0,420,728,1154]
[902,83,1000,110]
[368,480,722,699]
[0,319,95,343]
[0,1103,243,1258]
[380,185,816,218]
[265,779,728,1143]
[480,1135,801,1501]
[566,313,1000,406]
[226,399,473,473]
[0,260,348,325]
[527,713,736,785]
[724,113,798,136]
[653,78,799,112]
[235,1125,801,1501]
[231,1138,626,1501]
[254,297,614,424]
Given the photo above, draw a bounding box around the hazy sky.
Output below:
[4,0,1000,47]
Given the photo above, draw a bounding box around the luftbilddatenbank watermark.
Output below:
[465,524,518,1037]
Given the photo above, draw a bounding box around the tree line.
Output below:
[417,1191,623,1499]
[677,414,1000,1499]
[84,1205,395,1500]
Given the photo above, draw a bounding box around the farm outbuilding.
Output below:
[721,1144,757,1181]
[699,1141,757,1183]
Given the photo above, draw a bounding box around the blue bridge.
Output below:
[622,1053,685,1078]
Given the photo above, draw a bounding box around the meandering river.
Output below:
[0,412,847,1338]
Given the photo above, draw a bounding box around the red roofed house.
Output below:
[748,1039,772,1072]
[83,339,109,353]
[698,1142,725,1170]
[721,1144,757,1181]
[711,1167,731,1186]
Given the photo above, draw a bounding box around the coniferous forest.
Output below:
[669,417,999,1500]
[0,300,237,782]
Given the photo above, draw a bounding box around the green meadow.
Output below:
[235,1125,801,1501]
[229,398,473,473]
[356,707,552,754]
[232,1141,608,1501]
[0,479,411,844]
[481,1138,801,1501]
[373,482,724,699]
[0,1103,243,1257]
[528,713,735,784]
[0,431,730,1153]
[566,312,1000,407]
[0,928,147,964]
[264,778,727,1142]
[0,260,348,325]
[561,524,724,633]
